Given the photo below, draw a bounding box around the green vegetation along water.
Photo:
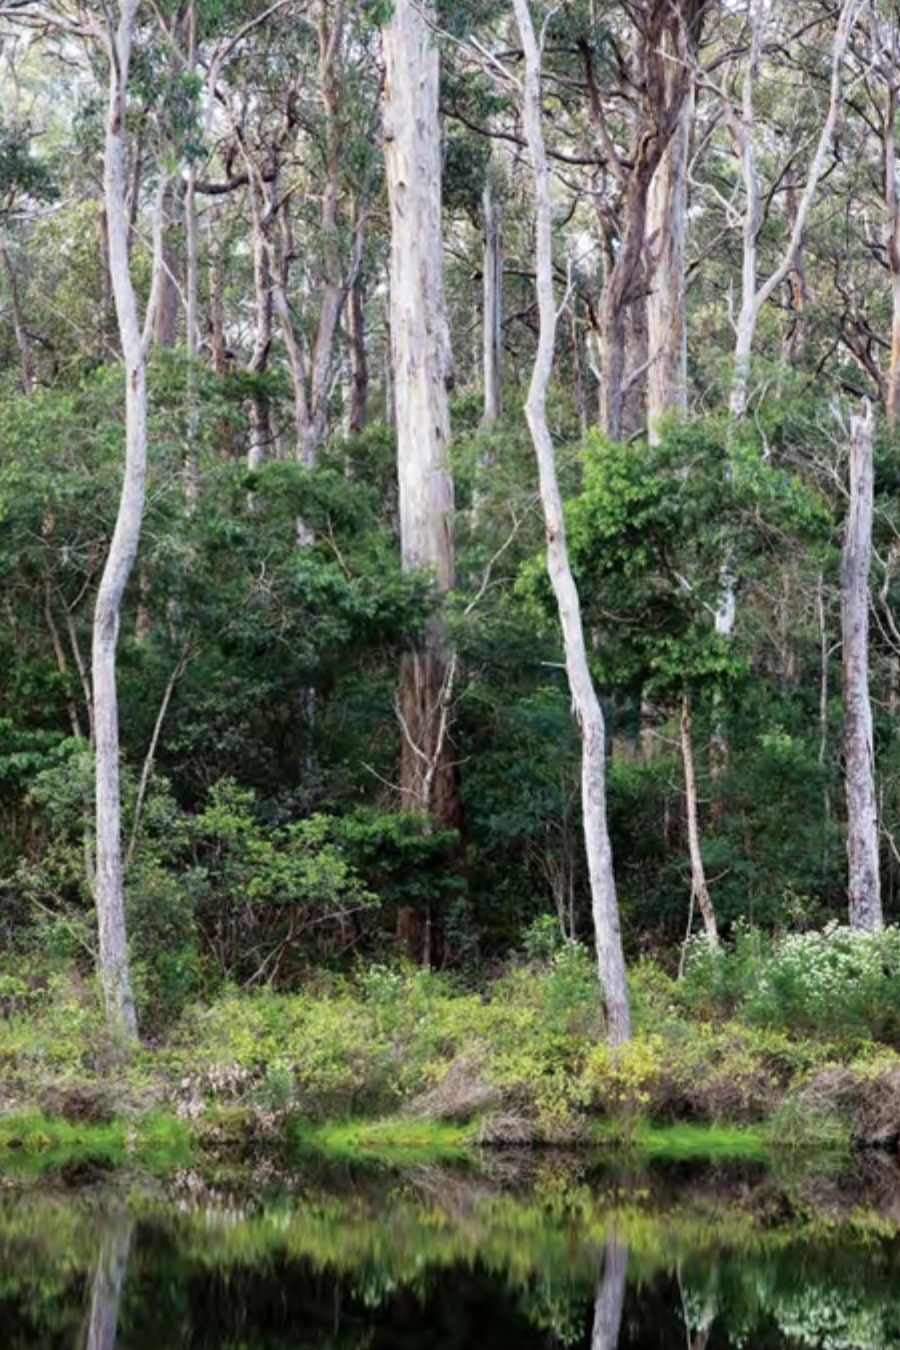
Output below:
[4,1155,900,1348]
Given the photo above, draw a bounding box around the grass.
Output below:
[291,1116,477,1166]
[0,1109,192,1175]
[593,1121,772,1162]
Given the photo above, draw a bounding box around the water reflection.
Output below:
[592,1242,628,1350]
[85,1213,132,1350]
[0,1160,897,1349]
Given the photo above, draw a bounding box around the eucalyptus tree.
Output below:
[842,399,882,930]
[0,0,172,1036]
[711,0,864,422]
[382,0,459,962]
[512,0,631,1042]
[205,0,381,470]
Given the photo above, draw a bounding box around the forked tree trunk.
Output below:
[383,0,459,962]
[726,0,862,420]
[587,0,705,443]
[94,0,162,1040]
[680,693,719,945]
[513,0,631,1045]
[842,399,882,931]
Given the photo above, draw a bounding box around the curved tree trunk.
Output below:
[93,0,163,1040]
[680,694,719,946]
[513,0,631,1044]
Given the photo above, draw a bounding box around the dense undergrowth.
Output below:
[3,923,900,1165]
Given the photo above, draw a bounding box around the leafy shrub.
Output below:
[680,924,900,1044]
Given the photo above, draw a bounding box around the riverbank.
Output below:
[3,947,900,1174]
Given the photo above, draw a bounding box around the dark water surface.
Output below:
[3,1156,900,1349]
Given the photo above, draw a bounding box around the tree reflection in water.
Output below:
[85,1212,132,1350]
[592,1240,628,1350]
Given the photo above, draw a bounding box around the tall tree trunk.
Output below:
[247,179,274,471]
[842,398,882,931]
[0,234,34,393]
[586,0,706,442]
[726,0,862,419]
[646,80,692,443]
[347,271,369,434]
[882,78,900,425]
[513,0,631,1045]
[152,178,181,348]
[184,0,201,509]
[383,0,459,962]
[94,0,162,1041]
[482,170,503,426]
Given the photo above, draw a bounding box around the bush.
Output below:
[680,924,900,1044]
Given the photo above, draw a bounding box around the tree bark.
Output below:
[482,169,503,425]
[842,398,882,931]
[0,233,34,393]
[152,178,181,348]
[587,0,706,443]
[680,694,718,946]
[646,70,693,442]
[726,0,862,419]
[347,271,369,434]
[513,0,631,1045]
[246,175,274,470]
[383,0,459,962]
[94,0,160,1041]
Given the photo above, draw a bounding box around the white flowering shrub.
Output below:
[682,923,900,1042]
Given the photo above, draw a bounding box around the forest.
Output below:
[1,0,900,1154]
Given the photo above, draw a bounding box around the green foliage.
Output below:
[680,925,900,1044]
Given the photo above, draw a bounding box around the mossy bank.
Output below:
[6,932,900,1171]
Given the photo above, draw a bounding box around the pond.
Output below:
[3,1153,900,1349]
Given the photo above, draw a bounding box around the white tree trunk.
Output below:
[482,171,503,425]
[681,694,719,946]
[86,1217,132,1350]
[93,0,160,1040]
[513,0,631,1045]
[591,1242,629,1350]
[383,0,458,962]
[727,0,863,419]
[842,398,882,932]
[646,84,691,443]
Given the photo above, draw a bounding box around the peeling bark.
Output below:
[383,0,459,962]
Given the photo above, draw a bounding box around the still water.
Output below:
[2,1156,900,1349]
